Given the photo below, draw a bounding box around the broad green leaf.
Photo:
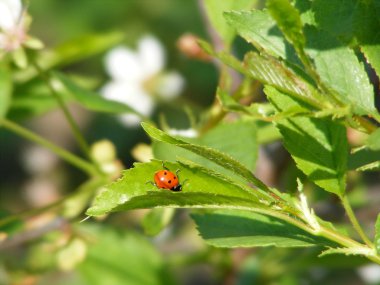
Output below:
[142,122,269,191]
[224,10,290,60]
[244,52,328,109]
[266,86,348,196]
[0,64,12,119]
[366,129,380,151]
[311,0,356,43]
[86,160,267,216]
[376,214,380,255]
[305,27,376,115]
[192,209,334,248]
[77,225,175,285]
[354,1,380,76]
[14,32,125,83]
[267,0,305,51]
[55,72,140,115]
[153,119,258,182]
[142,208,175,236]
[203,0,255,45]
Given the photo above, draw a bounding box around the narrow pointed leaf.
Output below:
[244,52,327,109]
[0,64,12,119]
[86,160,268,216]
[267,0,305,51]
[141,122,269,191]
[55,72,140,115]
[375,214,380,255]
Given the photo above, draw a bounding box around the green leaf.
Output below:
[311,0,356,43]
[354,1,380,77]
[267,0,305,51]
[266,86,348,196]
[86,160,268,216]
[319,247,374,258]
[244,52,327,109]
[153,119,258,182]
[14,32,125,83]
[77,225,175,285]
[375,214,380,255]
[304,27,376,115]
[0,64,12,119]
[203,0,255,45]
[192,209,334,248]
[142,208,175,236]
[142,122,269,192]
[224,10,291,60]
[366,129,380,151]
[54,72,140,115]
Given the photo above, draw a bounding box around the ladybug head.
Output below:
[170,184,182,192]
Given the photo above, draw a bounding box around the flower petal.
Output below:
[101,81,155,127]
[0,0,22,30]
[138,35,165,77]
[104,46,145,82]
[101,81,154,115]
[155,71,185,99]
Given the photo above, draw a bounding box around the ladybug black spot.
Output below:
[174,176,177,179]
[164,171,167,175]
[168,180,172,184]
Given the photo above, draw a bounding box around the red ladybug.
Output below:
[153,169,182,192]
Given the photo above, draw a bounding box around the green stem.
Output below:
[0,177,106,228]
[341,194,374,247]
[0,118,99,176]
[30,58,92,160]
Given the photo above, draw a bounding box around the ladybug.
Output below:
[154,168,182,192]
[147,163,184,192]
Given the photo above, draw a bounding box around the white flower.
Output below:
[101,35,185,127]
[0,0,26,51]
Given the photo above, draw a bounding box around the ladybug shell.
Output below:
[154,170,181,191]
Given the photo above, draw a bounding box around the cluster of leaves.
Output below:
[86,0,380,264]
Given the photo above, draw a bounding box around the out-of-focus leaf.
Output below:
[204,0,255,45]
[266,86,347,197]
[55,72,140,115]
[77,225,175,285]
[142,122,268,191]
[14,32,125,83]
[0,64,12,119]
[375,214,380,255]
[142,208,175,236]
[192,209,335,248]
[366,129,380,151]
[86,160,268,216]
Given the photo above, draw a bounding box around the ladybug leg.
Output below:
[181,178,189,185]
[145,181,156,187]
[175,169,181,176]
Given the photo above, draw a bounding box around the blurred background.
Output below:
[0,0,379,284]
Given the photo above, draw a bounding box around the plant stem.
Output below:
[0,177,106,229]
[30,58,92,160]
[341,194,374,247]
[0,118,99,176]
